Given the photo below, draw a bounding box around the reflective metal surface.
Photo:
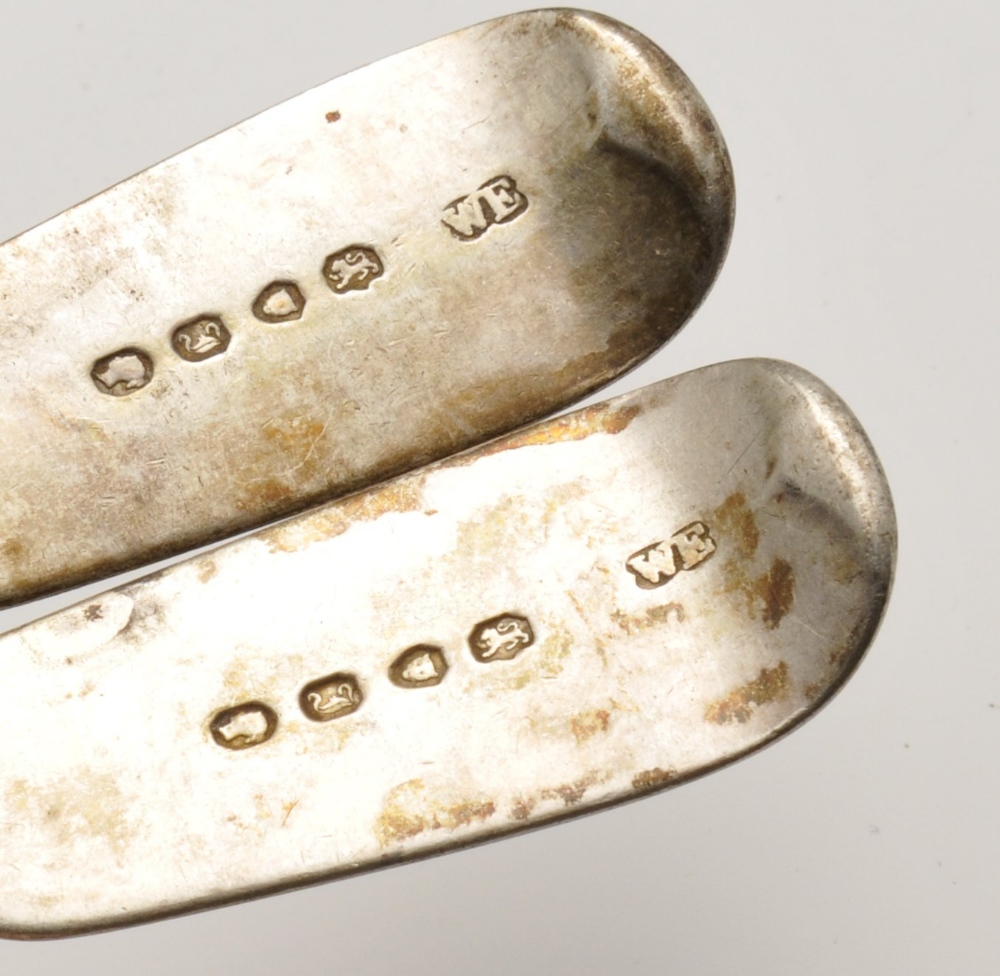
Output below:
[0,359,895,937]
[0,8,733,608]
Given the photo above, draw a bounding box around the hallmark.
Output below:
[389,645,448,688]
[210,702,278,750]
[468,613,535,663]
[323,246,384,293]
[300,672,363,721]
[171,316,231,362]
[91,348,154,396]
[253,281,306,323]
[441,176,528,241]
[626,522,716,589]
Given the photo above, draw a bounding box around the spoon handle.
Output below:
[0,359,894,937]
[0,9,733,608]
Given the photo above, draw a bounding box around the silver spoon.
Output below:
[0,8,733,608]
[0,358,895,937]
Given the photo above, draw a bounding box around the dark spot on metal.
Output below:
[704,662,791,725]
[631,767,677,791]
[712,492,759,559]
[569,709,610,744]
[755,557,795,629]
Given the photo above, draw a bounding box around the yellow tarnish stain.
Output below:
[712,491,759,559]
[266,475,428,553]
[569,708,611,744]
[711,488,796,630]
[375,779,496,848]
[8,771,132,859]
[1,538,27,563]
[828,545,863,585]
[511,797,537,821]
[281,800,299,827]
[455,483,582,573]
[704,662,791,725]
[231,411,332,516]
[754,558,796,629]
[541,772,603,807]
[631,767,678,791]
[610,602,685,634]
[481,629,572,695]
[222,661,251,695]
[478,402,642,457]
[198,559,218,583]
[517,629,572,688]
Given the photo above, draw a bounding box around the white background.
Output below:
[0,1,996,972]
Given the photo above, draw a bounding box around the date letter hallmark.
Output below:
[441,176,529,241]
[626,522,716,589]
[323,246,384,294]
[171,316,231,362]
[209,702,278,750]
[300,672,363,721]
[468,613,535,663]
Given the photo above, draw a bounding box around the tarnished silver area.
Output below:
[0,359,894,937]
[0,9,733,607]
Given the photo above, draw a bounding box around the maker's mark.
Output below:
[441,176,529,241]
[626,521,716,589]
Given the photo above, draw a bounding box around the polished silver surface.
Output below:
[0,8,733,609]
[0,359,894,937]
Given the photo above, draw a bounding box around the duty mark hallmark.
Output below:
[441,176,528,241]
[91,348,154,396]
[210,702,278,750]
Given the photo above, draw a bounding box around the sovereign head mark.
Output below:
[91,348,154,396]
[441,175,529,241]
[171,316,231,362]
[389,645,448,688]
[253,281,306,323]
[300,672,363,721]
[626,521,716,589]
[468,613,535,663]
[322,246,384,294]
[210,702,278,750]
